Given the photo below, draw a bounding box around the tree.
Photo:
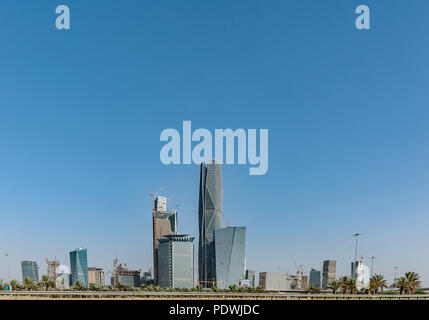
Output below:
[40,275,50,291]
[327,280,341,294]
[394,277,408,295]
[339,276,350,294]
[23,277,34,291]
[348,278,357,294]
[10,279,19,291]
[404,272,421,294]
[369,274,388,294]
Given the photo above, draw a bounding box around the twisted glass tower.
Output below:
[198,160,222,287]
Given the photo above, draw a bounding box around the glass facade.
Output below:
[21,261,39,283]
[158,236,194,288]
[214,227,246,289]
[69,248,88,286]
[198,160,222,287]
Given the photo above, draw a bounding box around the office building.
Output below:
[70,248,88,286]
[322,260,336,289]
[112,263,141,288]
[88,267,105,287]
[309,268,321,288]
[259,272,293,291]
[245,270,256,288]
[21,261,39,283]
[152,195,178,284]
[214,226,246,289]
[158,234,194,289]
[198,160,222,287]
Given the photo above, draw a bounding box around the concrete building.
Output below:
[158,235,194,289]
[46,260,59,282]
[309,268,321,288]
[112,264,141,288]
[69,248,88,286]
[214,226,246,289]
[301,275,309,289]
[245,270,256,288]
[141,269,154,285]
[322,260,336,289]
[259,272,293,291]
[88,267,105,287]
[21,261,39,283]
[152,195,178,285]
[198,160,222,287]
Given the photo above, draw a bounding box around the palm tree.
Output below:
[40,275,50,291]
[394,277,408,295]
[348,278,357,294]
[10,279,19,291]
[339,276,350,294]
[404,272,421,294]
[327,280,341,294]
[369,274,388,294]
[23,277,34,291]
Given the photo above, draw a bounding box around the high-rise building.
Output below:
[351,261,362,278]
[46,260,59,282]
[214,226,246,289]
[158,234,195,289]
[322,260,336,289]
[152,195,178,285]
[198,160,222,287]
[309,268,321,288]
[21,261,39,283]
[245,270,256,288]
[88,267,105,287]
[69,248,88,286]
[259,272,293,291]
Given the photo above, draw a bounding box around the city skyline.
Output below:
[1,1,429,287]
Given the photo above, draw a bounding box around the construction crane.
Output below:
[291,255,304,289]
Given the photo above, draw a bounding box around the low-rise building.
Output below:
[258,272,293,291]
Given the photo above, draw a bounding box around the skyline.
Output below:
[1,0,429,287]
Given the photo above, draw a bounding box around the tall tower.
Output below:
[198,160,222,287]
[152,195,177,285]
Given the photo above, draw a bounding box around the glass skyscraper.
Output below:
[21,261,39,283]
[214,226,246,289]
[69,248,88,286]
[198,160,222,287]
[158,235,194,288]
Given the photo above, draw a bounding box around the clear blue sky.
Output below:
[0,1,428,286]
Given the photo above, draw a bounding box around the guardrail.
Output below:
[1,291,429,300]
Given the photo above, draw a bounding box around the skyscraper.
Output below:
[21,261,39,283]
[69,248,88,286]
[309,268,321,288]
[214,226,246,289]
[152,195,178,285]
[46,260,59,282]
[322,260,336,289]
[198,160,222,287]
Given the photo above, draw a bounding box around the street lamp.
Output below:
[394,266,399,282]
[4,253,10,283]
[352,233,361,279]
[371,256,375,277]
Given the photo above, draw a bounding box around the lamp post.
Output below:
[370,256,375,277]
[4,253,10,283]
[352,233,361,279]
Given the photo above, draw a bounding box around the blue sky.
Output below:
[0,1,428,286]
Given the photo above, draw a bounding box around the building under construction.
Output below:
[151,192,178,285]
